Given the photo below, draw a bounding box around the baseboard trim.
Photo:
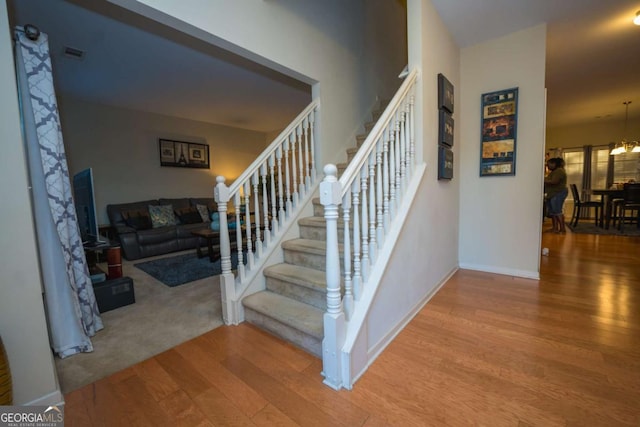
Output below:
[23,389,64,407]
[458,263,540,280]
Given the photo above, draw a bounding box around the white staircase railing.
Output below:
[320,69,418,389]
[215,100,319,325]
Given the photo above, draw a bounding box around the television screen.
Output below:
[72,168,104,244]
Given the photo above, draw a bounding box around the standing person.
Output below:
[544,157,568,233]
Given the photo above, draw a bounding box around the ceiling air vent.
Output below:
[63,46,84,60]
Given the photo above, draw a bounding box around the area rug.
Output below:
[568,223,640,236]
[134,251,242,287]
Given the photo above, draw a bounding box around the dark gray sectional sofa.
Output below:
[106,197,216,260]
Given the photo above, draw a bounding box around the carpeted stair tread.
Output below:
[282,238,331,255]
[264,263,326,291]
[243,291,323,339]
[347,147,359,156]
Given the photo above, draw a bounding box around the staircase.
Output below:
[241,106,384,356]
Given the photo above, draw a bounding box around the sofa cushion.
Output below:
[149,204,177,228]
[195,204,211,222]
[159,198,191,211]
[107,199,159,227]
[121,209,152,230]
[175,206,202,224]
[137,226,176,245]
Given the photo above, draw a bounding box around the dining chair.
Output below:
[617,183,640,231]
[569,183,602,227]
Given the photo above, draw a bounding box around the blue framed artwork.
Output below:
[479,88,518,177]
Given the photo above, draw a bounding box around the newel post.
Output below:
[215,176,239,325]
[320,164,346,390]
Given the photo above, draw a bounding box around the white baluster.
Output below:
[409,94,416,171]
[303,117,311,190]
[383,127,390,231]
[394,110,402,208]
[297,124,305,196]
[375,139,384,246]
[214,176,238,324]
[351,179,361,300]
[320,164,345,390]
[405,98,413,178]
[360,166,369,281]
[261,163,270,246]
[284,137,292,214]
[342,188,353,318]
[309,109,317,183]
[244,181,254,269]
[233,192,245,281]
[368,152,377,262]
[290,133,298,208]
[389,122,397,219]
[269,154,278,234]
[252,171,262,258]
[276,146,285,226]
[399,110,407,195]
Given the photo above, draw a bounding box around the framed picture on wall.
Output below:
[159,139,210,169]
[438,146,453,180]
[439,110,454,147]
[479,87,518,177]
[438,73,454,113]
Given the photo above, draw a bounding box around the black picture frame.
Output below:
[438,73,454,113]
[159,139,210,169]
[438,146,453,180]
[439,110,454,147]
[479,88,518,177]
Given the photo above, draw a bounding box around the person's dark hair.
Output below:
[548,157,565,168]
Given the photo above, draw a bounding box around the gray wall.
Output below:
[60,97,269,224]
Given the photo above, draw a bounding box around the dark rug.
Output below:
[134,251,242,287]
[568,223,640,237]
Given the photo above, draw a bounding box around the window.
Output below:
[563,149,583,200]
[590,146,609,190]
[613,152,640,184]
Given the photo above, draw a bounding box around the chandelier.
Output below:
[610,101,640,155]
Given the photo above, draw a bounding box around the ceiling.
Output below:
[9,0,640,133]
[431,0,640,128]
[9,0,312,133]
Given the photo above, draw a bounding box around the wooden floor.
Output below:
[64,230,640,426]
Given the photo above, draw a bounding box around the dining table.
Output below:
[591,188,624,229]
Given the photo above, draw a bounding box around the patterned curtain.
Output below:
[15,29,103,358]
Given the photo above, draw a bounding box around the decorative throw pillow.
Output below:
[196,204,210,223]
[175,207,202,225]
[148,204,177,228]
[121,210,152,230]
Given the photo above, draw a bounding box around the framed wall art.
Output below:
[439,110,454,147]
[438,146,453,180]
[159,139,210,169]
[438,73,454,113]
[479,88,518,177]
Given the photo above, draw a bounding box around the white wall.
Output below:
[109,0,377,168]
[363,0,461,358]
[0,2,61,405]
[60,97,268,224]
[459,24,547,279]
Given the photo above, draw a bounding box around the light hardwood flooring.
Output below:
[64,230,640,426]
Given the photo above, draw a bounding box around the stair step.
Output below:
[299,216,348,243]
[347,146,359,162]
[313,197,323,216]
[364,121,375,132]
[264,263,327,309]
[356,134,368,147]
[243,291,323,357]
[283,238,342,271]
